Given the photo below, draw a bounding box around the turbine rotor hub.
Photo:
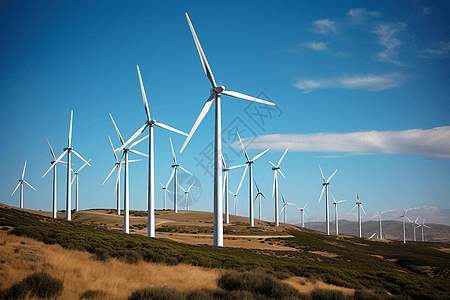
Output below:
[214,86,225,94]
[147,120,156,125]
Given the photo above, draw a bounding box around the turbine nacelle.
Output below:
[214,86,225,94]
[63,147,73,151]
[322,182,329,186]
[147,120,156,126]
[171,164,179,168]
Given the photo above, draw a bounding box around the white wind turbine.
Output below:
[222,157,245,224]
[103,135,142,215]
[331,194,346,235]
[236,131,269,227]
[372,207,386,240]
[170,138,192,214]
[396,206,410,244]
[350,189,366,238]
[70,159,91,212]
[420,218,430,242]
[180,13,275,247]
[318,164,337,235]
[280,192,295,224]
[159,174,173,210]
[270,148,288,227]
[42,111,90,221]
[11,160,36,209]
[229,190,240,216]
[180,181,195,211]
[411,216,420,242]
[110,114,149,234]
[43,133,65,218]
[253,179,266,220]
[295,202,308,228]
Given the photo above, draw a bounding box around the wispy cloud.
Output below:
[294,73,408,93]
[372,22,407,64]
[304,42,328,51]
[418,41,450,59]
[246,126,450,159]
[347,8,381,24]
[311,19,338,34]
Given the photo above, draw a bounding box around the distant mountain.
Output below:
[303,219,450,243]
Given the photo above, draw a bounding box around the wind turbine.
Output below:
[280,192,295,224]
[43,133,65,218]
[411,216,421,242]
[270,148,288,227]
[295,202,308,228]
[159,174,173,210]
[180,13,276,247]
[110,114,148,234]
[420,218,430,242]
[42,111,91,221]
[331,194,346,235]
[350,189,366,238]
[11,160,36,209]
[222,157,245,224]
[369,233,377,239]
[236,131,269,227]
[170,138,192,214]
[372,207,385,240]
[253,179,266,220]
[229,190,240,216]
[396,206,410,244]
[70,159,91,212]
[180,181,195,211]
[318,164,337,235]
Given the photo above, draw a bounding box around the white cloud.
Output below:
[418,41,450,59]
[293,73,408,92]
[347,8,381,24]
[304,42,328,51]
[246,127,450,159]
[311,19,338,34]
[372,22,407,63]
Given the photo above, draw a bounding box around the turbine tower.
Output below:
[411,216,420,242]
[180,181,195,211]
[110,114,149,234]
[229,190,240,216]
[253,179,266,220]
[331,194,346,235]
[236,131,269,227]
[70,159,91,212]
[280,192,295,224]
[222,157,245,224]
[180,13,275,247]
[11,160,36,209]
[318,164,337,235]
[270,148,288,227]
[159,173,173,210]
[42,111,90,221]
[420,218,430,242]
[170,138,192,214]
[396,206,410,244]
[372,207,385,240]
[295,202,308,228]
[350,189,366,238]
[43,133,64,218]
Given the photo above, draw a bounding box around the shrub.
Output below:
[3,273,63,299]
[113,250,143,264]
[353,289,384,300]
[79,289,106,299]
[128,286,186,300]
[93,248,110,262]
[311,288,349,300]
[186,289,214,300]
[165,256,179,266]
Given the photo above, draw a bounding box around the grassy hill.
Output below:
[1,204,449,299]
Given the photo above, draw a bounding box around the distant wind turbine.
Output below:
[236,131,269,227]
[11,160,36,209]
[70,159,91,212]
[295,202,308,228]
[253,179,266,220]
[331,194,346,235]
[42,111,91,221]
[280,191,295,224]
[318,164,337,235]
[180,13,275,247]
[372,207,386,240]
[411,216,421,242]
[350,188,366,238]
[170,138,192,214]
[396,206,411,244]
[420,218,430,242]
[229,190,240,216]
[159,174,173,210]
[222,157,245,224]
[180,181,195,211]
[270,148,288,227]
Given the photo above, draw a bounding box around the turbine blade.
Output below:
[303,202,309,209]
[236,131,250,161]
[277,168,286,179]
[179,185,187,193]
[180,93,215,153]
[268,161,276,168]
[187,181,195,192]
[254,178,260,193]
[68,110,73,148]
[277,147,289,167]
[361,204,367,215]
[167,189,172,195]
[280,191,285,204]
[221,90,275,106]
[136,65,151,121]
[228,163,246,170]
[185,13,217,87]
[117,123,148,152]
[169,137,177,164]
[167,168,175,188]
[42,150,67,178]
[21,160,28,180]
[327,169,337,182]
[222,156,227,168]
[350,204,358,213]
[71,150,91,166]
[318,185,325,204]
[154,122,188,136]
[331,193,337,203]
[318,164,326,182]
[129,134,149,149]
[108,135,119,163]
[71,175,76,186]
[115,153,124,194]
[102,166,117,185]
[222,171,227,197]
[159,181,164,188]
[43,133,56,160]
[178,165,193,175]
[77,159,91,173]
[11,182,21,196]
[237,164,248,194]
[252,148,269,162]
[127,159,142,163]
[129,149,148,157]
[109,113,125,145]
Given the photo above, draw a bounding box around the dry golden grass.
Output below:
[283,277,355,295]
[0,232,219,300]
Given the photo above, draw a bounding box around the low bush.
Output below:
[165,256,179,266]
[311,288,349,300]
[128,286,186,300]
[79,289,106,299]
[113,250,143,264]
[3,272,63,299]
[93,248,110,262]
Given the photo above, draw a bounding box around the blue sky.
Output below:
[1,0,449,225]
